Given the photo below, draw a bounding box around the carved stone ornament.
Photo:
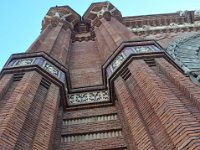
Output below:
[45,9,72,21]
[13,58,34,66]
[43,61,60,77]
[90,2,116,18]
[166,33,200,86]
[106,45,160,77]
[68,90,109,105]
[111,54,125,71]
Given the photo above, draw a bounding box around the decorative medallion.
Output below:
[43,61,60,77]
[68,90,109,105]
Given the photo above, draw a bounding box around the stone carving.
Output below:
[130,45,157,53]
[107,45,160,77]
[111,54,125,71]
[7,56,66,83]
[14,58,34,67]
[43,61,60,77]
[90,2,116,18]
[68,90,109,105]
[45,9,72,21]
[166,33,200,86]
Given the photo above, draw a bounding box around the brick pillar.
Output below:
[94,17,137,62]
[125,59,200,149]
[27,23,72,66]
[114,76,157,150]
[32,83,60,150]
[0,71,42,149]
[0,74,13,100]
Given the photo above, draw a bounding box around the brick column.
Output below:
[0,71,42,149]
[127,59,200,149]
[32,83,60,150]
[94,17,137,62]
[26,23,72,66]
[114,76,157,150]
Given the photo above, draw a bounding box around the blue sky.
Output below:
[0,0,199,69]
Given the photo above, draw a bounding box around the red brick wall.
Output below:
[0,72,60,149]
[114,58,200,149]
[69,41,103,88]
[60,106,128,150]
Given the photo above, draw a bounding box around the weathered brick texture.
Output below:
[0,71,42,149]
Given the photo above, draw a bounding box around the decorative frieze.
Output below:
[61,130,122,142]
[43,61,60,77]
[68,90,109,105]
[166,33,200,86]
[128,21,200,33]
[13,58,35,66]
[6,56,66,83]
[63,114,118,125]
[106,45,161,77]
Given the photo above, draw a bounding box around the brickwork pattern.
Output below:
[115,59,200,149]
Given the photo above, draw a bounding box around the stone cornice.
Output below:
[128,21,200,34]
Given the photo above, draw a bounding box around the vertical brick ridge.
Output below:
[51,28,71,65]
[115,101,137,150]
[61,28,71,67]
[53,107,63,150]
[0,79,19,116]
[32,83,60,150]
[27,25,52,53]
[36,23,63,54]
[126,73,175,149]
[0,71,42,149]
[151,66,200,127]
[101,17,123,46]
[94,27,111,62]
[99,24,117,52]
[14,80,49,149]
[128,59,200,149]
[114,76,157,150]
[0,74,13,100]
[155,58,200,111]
